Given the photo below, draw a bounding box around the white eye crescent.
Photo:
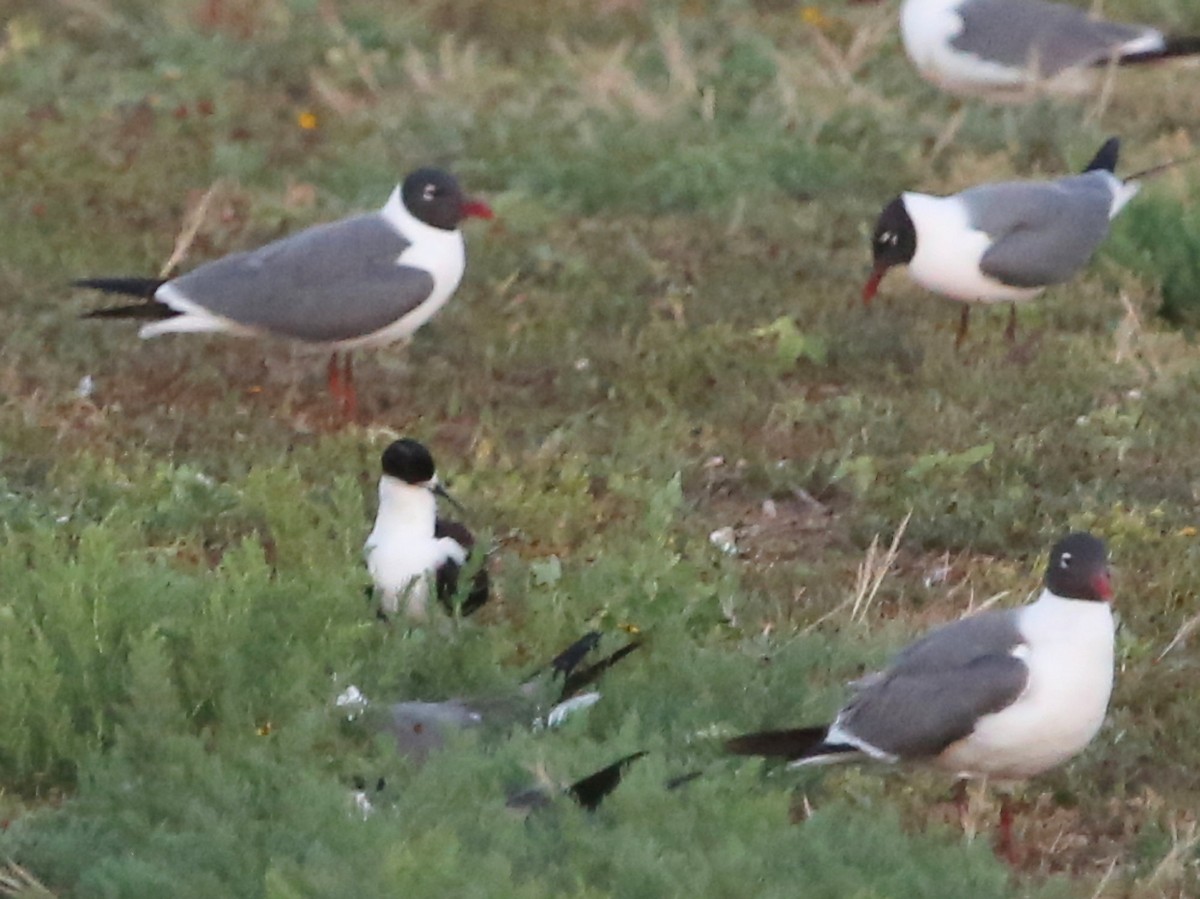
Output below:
[422,184,437,201]
[1059,551,1072,568]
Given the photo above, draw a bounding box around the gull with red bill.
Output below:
[727,532,1115,859]
[860,137,1140,346]
[75,167,493,419]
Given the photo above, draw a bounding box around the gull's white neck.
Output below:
[371,475,437,539]
[1019,587,1114,643]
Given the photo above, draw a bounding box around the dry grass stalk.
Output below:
[850,510,910,623]
[159,181,225,279]
[802,512,910,634]
[0,861,55,898]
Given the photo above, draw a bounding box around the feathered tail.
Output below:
[75,278,174,320]
[1082,137,1120,174]
[725,726,859,765]
[1116,36,1200,66]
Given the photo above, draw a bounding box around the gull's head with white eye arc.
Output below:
[862,195,917,304]
[1045,532,1113,602]
[401,167,494,232]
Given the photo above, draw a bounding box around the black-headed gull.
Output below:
[727,532,1114,857]
[863,137,1137,344]
[77,167,492,418]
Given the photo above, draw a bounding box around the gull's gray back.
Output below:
[841,610,1029,759]
[962,172,1117,287]
[172,214,434,343]
[385,699,484,764]
[952,0,1156,75]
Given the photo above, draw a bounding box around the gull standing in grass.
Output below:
[727,532,1115,859]
[862,137,1139,345]
[900,0,1200,100]
[76,167,493,420]
[364,437,488,620]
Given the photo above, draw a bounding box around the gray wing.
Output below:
[841,610,1029,759]
[953,0,1157,75]
[384,699,484,764]
[964,174,1116,287]
[168,214,434,343]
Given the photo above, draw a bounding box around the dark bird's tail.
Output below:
[725,726,859,764]
[566,751,648,811]
[1082,137,1120,174]
[556,633,643,696]
[1116,35,1200,66]
[75,278,173,320]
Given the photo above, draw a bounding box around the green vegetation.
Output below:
[2,0,1200,895]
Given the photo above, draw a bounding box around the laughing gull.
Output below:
[364,438,489,620]
[76,167,493,419]
[863,137,1138,345]
[901,0,1200,100]
[342,631,643,766]
[726,532,1114,855]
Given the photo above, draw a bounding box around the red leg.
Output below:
[327,353,343,401]
[996,795,1019,865]
[342,353,357,422]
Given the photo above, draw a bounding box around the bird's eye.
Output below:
[1059,551,1072,568]
[422,184,438,201]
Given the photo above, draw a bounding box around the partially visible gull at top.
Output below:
[900,0,1200,100]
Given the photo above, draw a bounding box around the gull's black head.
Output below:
[380,438,436,485]
[1044,532,1112,602]
[401,168,494,231]
[863,196,917,303]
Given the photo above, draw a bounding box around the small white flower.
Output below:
[709,527,738,555]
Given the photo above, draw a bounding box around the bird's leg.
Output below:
[1004,303,1017,343]
[342,353,358,422]
[327,352,344,404]
[955,305,970,350]
[952,779,970,823]
[326,352,358,423]
[995,795,1019,866]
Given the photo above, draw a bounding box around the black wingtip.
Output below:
[558,638,644,701]
[724,726,832,760]
[73,277,167,299]
[1115,35,1200,65]
[548,631,603,679]
[566,751,648,811]
[1082,137,1120,174]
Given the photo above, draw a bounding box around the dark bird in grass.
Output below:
[727,533,1115,860]
[364,438,489,620]
[75,167,492,420]
[337,630,643,768]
